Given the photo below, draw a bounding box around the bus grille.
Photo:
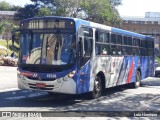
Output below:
[26,77,57,81]
[28,83,54,90]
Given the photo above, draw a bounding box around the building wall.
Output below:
[121,18,160,50]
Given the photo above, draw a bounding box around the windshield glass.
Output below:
[20,32,76,65]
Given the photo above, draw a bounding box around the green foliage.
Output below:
[80,0,121,25]
[0,1,21,11]
[0,40,19,57]
[15,4,38,20]
[0,21,20,51]
[0,1,11,10]
[156,56,160,64]
[37,7,52,16]
[15,0,122,26]
[109,0,122,7]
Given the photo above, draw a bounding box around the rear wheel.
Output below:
[90,76,102,99]
[132,71,141,88]
[155,71,158,77]
[47,92,60,96]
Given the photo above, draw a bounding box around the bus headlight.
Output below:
[63,71,75,81]
[17,70,26,80]
[68,71,75,78]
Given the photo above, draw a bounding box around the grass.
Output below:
[0,40,19,57]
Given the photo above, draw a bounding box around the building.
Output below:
[120,12,160,50]
[0,11,17,21]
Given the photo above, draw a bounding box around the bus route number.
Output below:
[47,74,57,78]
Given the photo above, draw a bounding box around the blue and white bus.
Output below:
[15,16,154,98]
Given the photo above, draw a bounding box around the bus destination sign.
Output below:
[21,19,75,30]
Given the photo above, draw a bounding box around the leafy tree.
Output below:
[10,5,21,11]
[0,21,11,50]
[15,0,122,25]
[0,1,21,11]
[80,0,121,25]
[0,1,11,10]
[109,0,122,7]
[37,7,52,16]
[0,21,19,48]
[14,4,38,19]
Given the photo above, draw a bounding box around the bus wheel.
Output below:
[91,76,102,99]
[132,71,141,88]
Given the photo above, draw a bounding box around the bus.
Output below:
[14,16,155,99]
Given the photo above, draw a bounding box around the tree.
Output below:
[15,0,122,26]
[0,1,11,10]
[0,21,19,49]
[109,0,122,7]
[14,4,38,19]
[80,0,121,25]
[37,7,52,16]
[0,1,21,11]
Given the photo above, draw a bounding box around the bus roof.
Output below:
[21,16,153,40]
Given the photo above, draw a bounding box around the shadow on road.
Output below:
[0,78,159,113]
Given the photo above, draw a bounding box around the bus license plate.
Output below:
[36,83,46,88]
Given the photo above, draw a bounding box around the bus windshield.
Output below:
[20,31,76,65]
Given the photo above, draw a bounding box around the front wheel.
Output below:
[90,76,102,99]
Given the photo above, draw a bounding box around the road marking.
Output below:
[5,96,26,100]
[0,88,19,93]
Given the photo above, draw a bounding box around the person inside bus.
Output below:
[112,46,122,55]
[101,48,108,55]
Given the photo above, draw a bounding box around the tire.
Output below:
[155,72,158,77]
[90,76,102,99]
[132,71,141,88]
[155,74,157,77]
[47,92,59,96]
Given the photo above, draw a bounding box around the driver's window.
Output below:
[84,38,92,57]
[78,27,93,57]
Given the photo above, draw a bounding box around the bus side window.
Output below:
[111,34,116,44]
[123,46,132,55]
[96,44,110,55]
[111,45,122,55]
[133,48,140,56]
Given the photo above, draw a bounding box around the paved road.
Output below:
[0,66,17,90]
[0,66,160,120]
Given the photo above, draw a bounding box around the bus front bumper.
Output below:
[17,74,76,94]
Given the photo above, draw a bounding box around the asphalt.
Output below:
[141,96,160,111]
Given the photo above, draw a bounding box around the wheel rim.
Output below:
[135,72,140,87]
[93,77,102,98]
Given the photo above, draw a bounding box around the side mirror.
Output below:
[11,30,20,51]
[12,33,15,46]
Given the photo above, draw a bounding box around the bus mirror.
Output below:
[11,30,20,51]
[12,33,15,46]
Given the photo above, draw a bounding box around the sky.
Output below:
[0,0,33,7]
[1,0,160,17]
[117,0,160,17]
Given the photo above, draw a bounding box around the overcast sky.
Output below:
[117,0,160,17]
